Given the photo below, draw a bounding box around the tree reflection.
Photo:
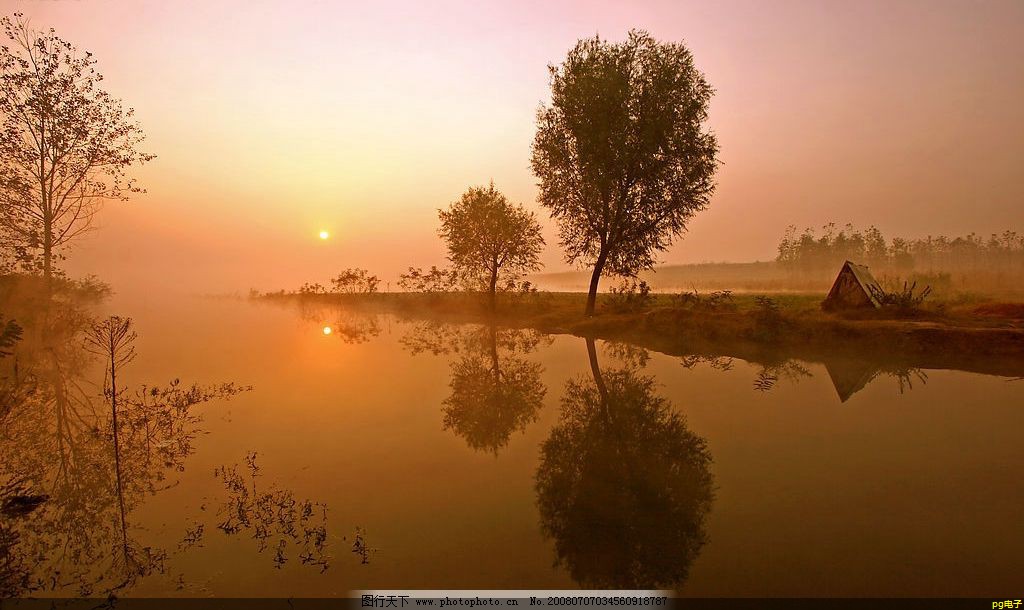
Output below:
[535,338,714,589]
[0,309,249,596]
[295,301,382,344]
[752,360,812,392]
[442,325,547,454]
[402,321,549,454]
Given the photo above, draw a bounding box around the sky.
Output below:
[3,0,1023,293]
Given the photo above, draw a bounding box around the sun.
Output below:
[319,230,330,240]
[322,326,332,336]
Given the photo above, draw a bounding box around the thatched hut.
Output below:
[822,261,882,310]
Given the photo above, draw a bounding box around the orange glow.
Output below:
[26,0,1021,295]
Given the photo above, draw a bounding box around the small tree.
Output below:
[438,182,544,309]
[330,268,379,294]
[532,31,719,315]
[0,14,154,282]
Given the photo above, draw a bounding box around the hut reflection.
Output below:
[822,355,928,402]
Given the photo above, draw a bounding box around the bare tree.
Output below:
[438,182,544,310]
[532,31,719,315]
[0,14,154,282]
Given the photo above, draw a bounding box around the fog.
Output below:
[7,0,1014,296]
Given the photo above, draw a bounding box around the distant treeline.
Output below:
[777,224,1024,284]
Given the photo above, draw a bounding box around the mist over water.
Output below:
[4,294,1021,596]
[2,1,1023,600]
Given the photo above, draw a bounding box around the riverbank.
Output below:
[257,291,1024,378]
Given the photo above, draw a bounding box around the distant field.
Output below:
[531,261,1024,298]
[534,262,836,294]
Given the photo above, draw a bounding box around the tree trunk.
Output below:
[585,250,608,317]
[488,266,498,312]
[42,219,53,288]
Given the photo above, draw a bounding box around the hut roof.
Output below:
[845,261,883,307]
[823,260,883,309]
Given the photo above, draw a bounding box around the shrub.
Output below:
[605,279,652,313]
[330,268,379,294]
[670,289,735,312]
[397,266,460,293]
[867,280,932,311]
[750,295,785,341]
[298,282,326,295]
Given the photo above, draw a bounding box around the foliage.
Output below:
[0,14,154,279]
[66,274,113,301]
[329,268,379,294]
[602,341,650,370]
[750,295,784,341]
[604,278,652,313]
[777,223,1024,280]
[670,289,736,312]
[0,311,250,596]
[298,282,326,295]
[867,280,933,311]
[535,342,714,588]
[0,316,20,357]
[753,295,780,319]
[752,360,812,392]
[531,30,718,314]
[679,354,735,372]
[350,526,376,565]
[397,265,460,293]
[438,182,544,306]
[214,452,329,572]
[400,323,549,454]
[441,345,546,454]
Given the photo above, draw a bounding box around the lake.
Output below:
[2,294,1022,597]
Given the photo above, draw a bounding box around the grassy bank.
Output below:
[258,290,1024,378]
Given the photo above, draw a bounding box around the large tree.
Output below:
[0,14,153,282]
[532,30,719,315]
[438,182,544,309]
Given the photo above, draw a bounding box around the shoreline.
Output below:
[256,291,1024,379]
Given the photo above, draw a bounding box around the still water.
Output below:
[2,295,1022,597]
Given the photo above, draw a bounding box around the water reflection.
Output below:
[0,307,249,596]
[671,349,928,401]
[296,301,382,344]
[214,451,330,572]
[822,356,928,402]
[752,360,812,392]
[402,322,549,454]
[535,338,715,589]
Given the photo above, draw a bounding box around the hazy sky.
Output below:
[3,0,1022,292]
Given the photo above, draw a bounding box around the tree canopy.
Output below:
[0,13,153,280]
[531,30,718,315]
[438,182,544,308]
